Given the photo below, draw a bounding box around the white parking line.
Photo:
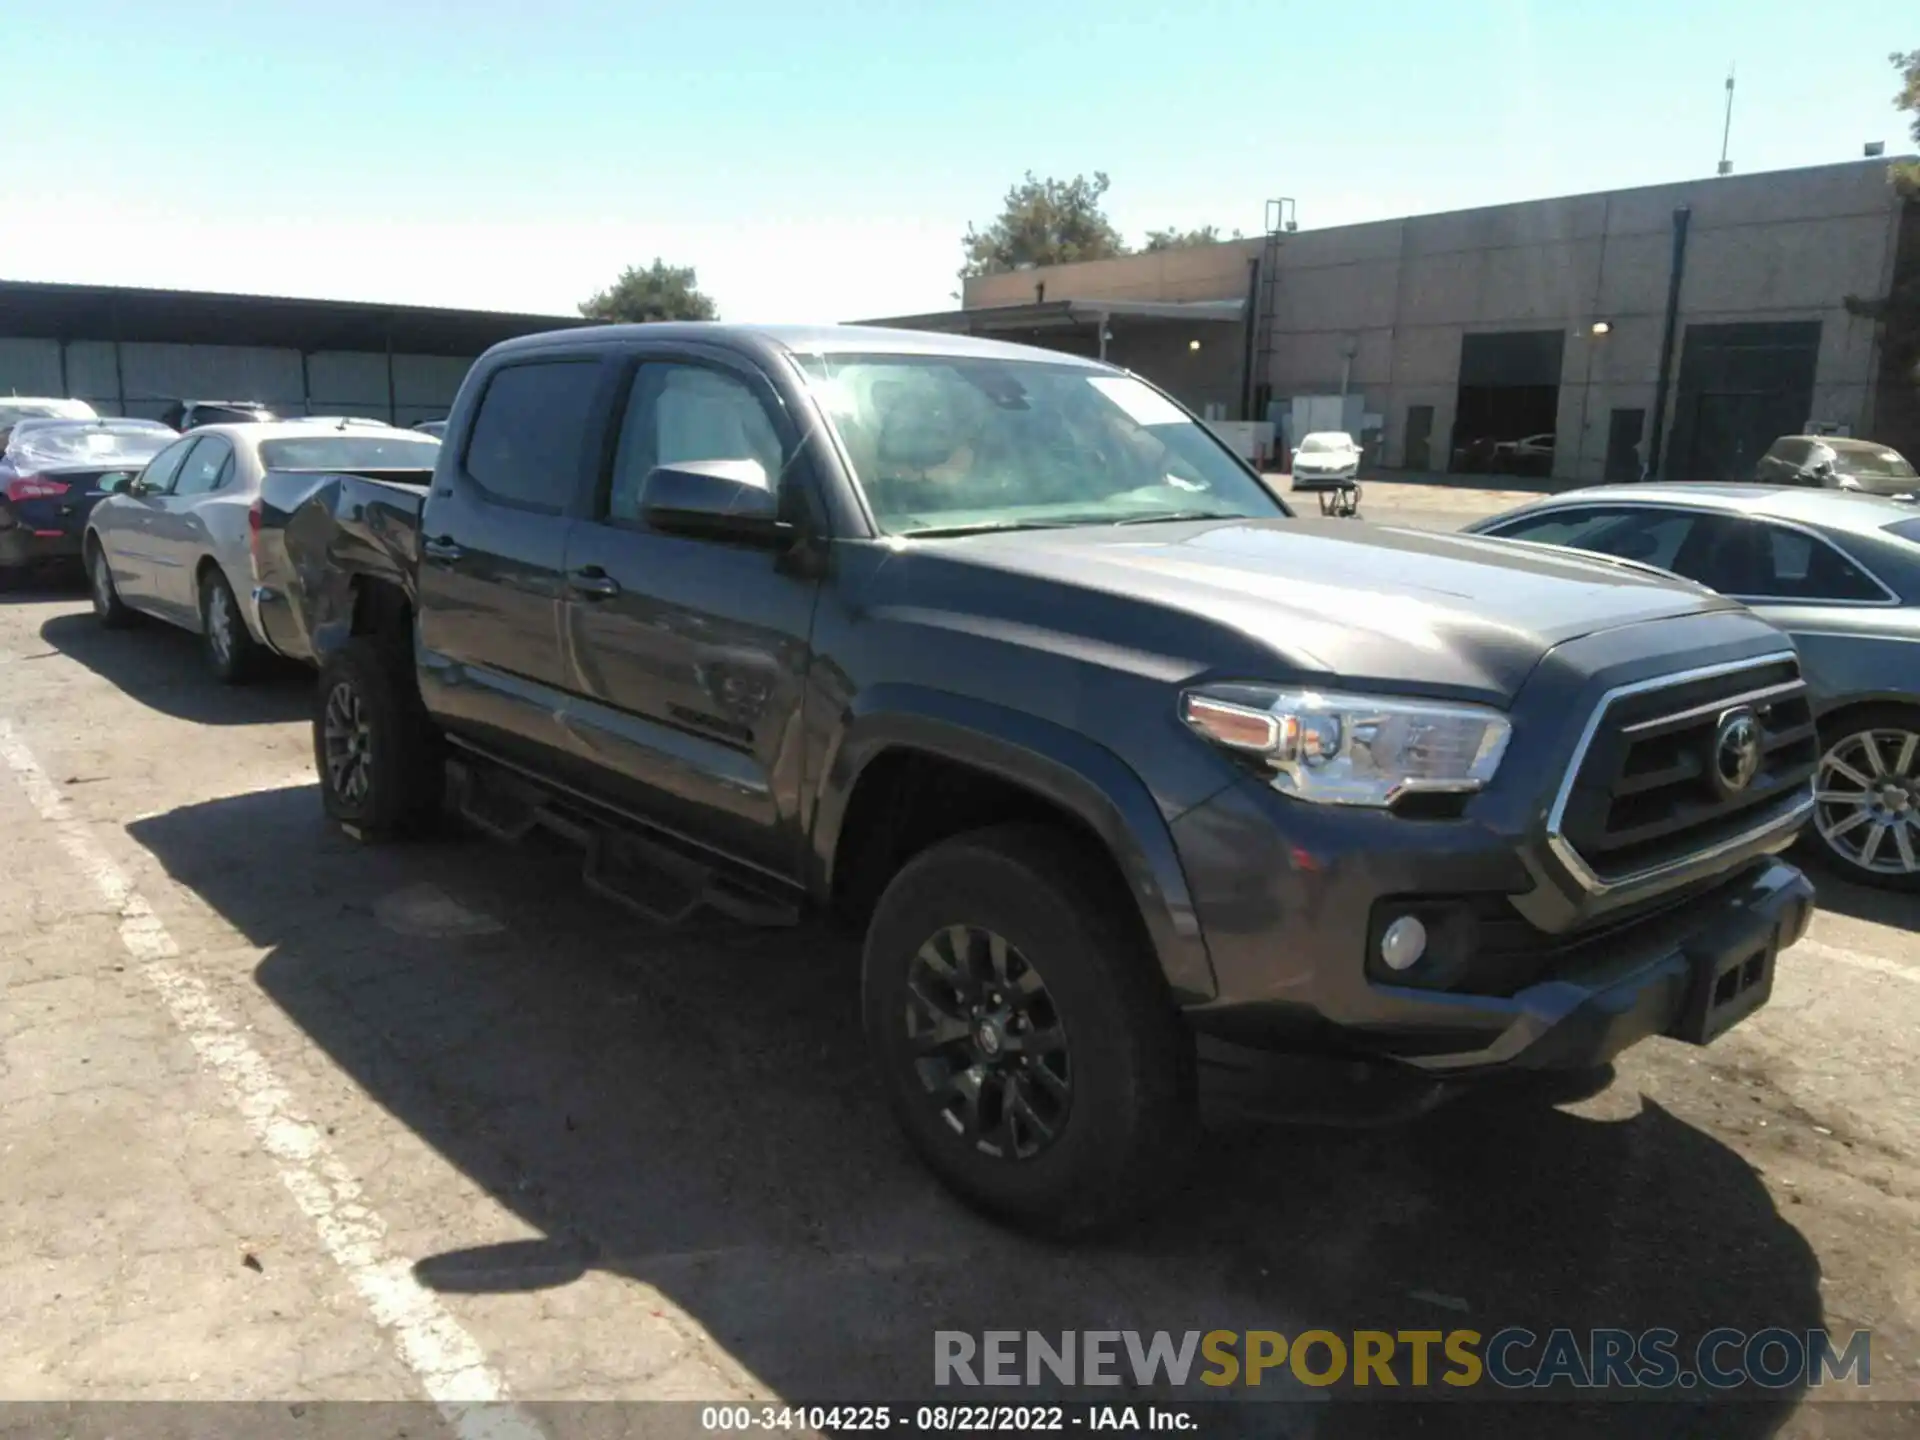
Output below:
[1799,936,1920,985]
[0,718,546,1440]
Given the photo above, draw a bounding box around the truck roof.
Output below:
[488,323,1112,368]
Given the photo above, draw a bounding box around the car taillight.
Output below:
[248,498,263,573]
[3,475,70,502]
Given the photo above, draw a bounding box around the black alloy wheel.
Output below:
[904,923,1072,1161]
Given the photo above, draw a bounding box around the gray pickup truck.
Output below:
[255,323,1817,1232]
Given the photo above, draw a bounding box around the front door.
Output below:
[560,352,820,879]
[101,435,195,610]
[150,434,234,618]
[415,355,606,770]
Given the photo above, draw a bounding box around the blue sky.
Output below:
[2,0,1912,322]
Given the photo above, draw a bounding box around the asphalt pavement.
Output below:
[1,500,1916,1437]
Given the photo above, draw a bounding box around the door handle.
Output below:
[421,535,464,563]
[568,566,621,600]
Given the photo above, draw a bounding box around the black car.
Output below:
[159,399,279,431]
[243,324,1816,1231]
[0,418,176,583]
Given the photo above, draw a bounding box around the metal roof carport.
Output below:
[855,298,1249,418]
[0,278,588,424]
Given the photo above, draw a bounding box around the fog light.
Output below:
[1379,915,1428,972]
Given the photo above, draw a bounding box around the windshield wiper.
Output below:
[902,520,1080,538]
[1110,510,1248,526]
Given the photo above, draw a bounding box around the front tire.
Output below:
[1810,707,1920,891]
[313,637,444,839]
[862,824,1194,1235]
[198,567,262,684]
[85,539,136,628]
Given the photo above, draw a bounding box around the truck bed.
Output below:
[253,467,431,664]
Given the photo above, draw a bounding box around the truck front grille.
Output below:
[1552,654,1817,890]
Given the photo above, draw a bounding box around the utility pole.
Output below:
[1716,64,1735,176]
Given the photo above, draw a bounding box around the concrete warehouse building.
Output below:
[0,280,586,429]
[870,158,1920,485]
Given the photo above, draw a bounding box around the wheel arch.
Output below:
[1814,693,1920,739]
[813,685,1216,1004]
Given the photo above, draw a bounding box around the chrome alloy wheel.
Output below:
[1816,728,1920,877]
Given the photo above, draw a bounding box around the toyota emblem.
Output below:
[1711,706,1763,797]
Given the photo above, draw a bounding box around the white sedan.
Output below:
[85,421,440,682]
[1289,431,1362,514]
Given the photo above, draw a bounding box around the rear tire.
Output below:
[1808,706,1920,892]
[861,823,1194,1235]
[313,636,444,839]
[85,539,136,628]
[198,567,262,684]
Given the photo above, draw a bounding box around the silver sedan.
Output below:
[84,421,441,682]
[1466,483,1920,890]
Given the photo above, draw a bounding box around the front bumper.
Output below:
[1289,468,1359,491]
[1189,856,1810,1075]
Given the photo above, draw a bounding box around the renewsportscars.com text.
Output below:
[935,1328,1872,1392]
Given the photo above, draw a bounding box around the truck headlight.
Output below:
[1180,685,1512,807]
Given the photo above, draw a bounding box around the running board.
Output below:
[448,757,801,929]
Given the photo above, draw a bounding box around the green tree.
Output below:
[1142,224,1244,251]
[960,172,1130,278]
[579,259,718,323]
[1892,48,1920,196]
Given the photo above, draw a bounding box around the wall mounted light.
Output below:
[1591,320,1613,336]
[1189,339,1202,352]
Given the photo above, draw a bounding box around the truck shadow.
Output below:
[38,612,312,725]
[127,786,1826,1437]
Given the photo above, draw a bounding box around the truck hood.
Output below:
[925,517,1741,702]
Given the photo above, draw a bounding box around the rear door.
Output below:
[559,349,821,877]
[415,353,607,770]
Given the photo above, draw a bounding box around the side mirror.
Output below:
[640,459,791,546]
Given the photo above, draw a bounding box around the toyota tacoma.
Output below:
[245,324,1818,1232]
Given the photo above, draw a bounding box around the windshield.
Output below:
[1298,433,1351,453]
[1828,442,1916,480]
[793,353,1282,536]
[5,419,175,468]
[259,433,442,470]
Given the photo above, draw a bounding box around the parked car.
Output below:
[1494,432,1556,477]
[1468,483,1920,889]
[1289,431,1360,487]
[1752,435,1917,497]
[0,418,177,586]
[1288,431,1362,514]
[256,324,1814,1231]
[84,422,440,681]
[157,399,278,431]
[412,419,448,438]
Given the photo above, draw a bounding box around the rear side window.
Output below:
[1884,518,1920,545]
[1726,524,1888,602]
[1490,506,1700,570]
[462,360,602,512]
